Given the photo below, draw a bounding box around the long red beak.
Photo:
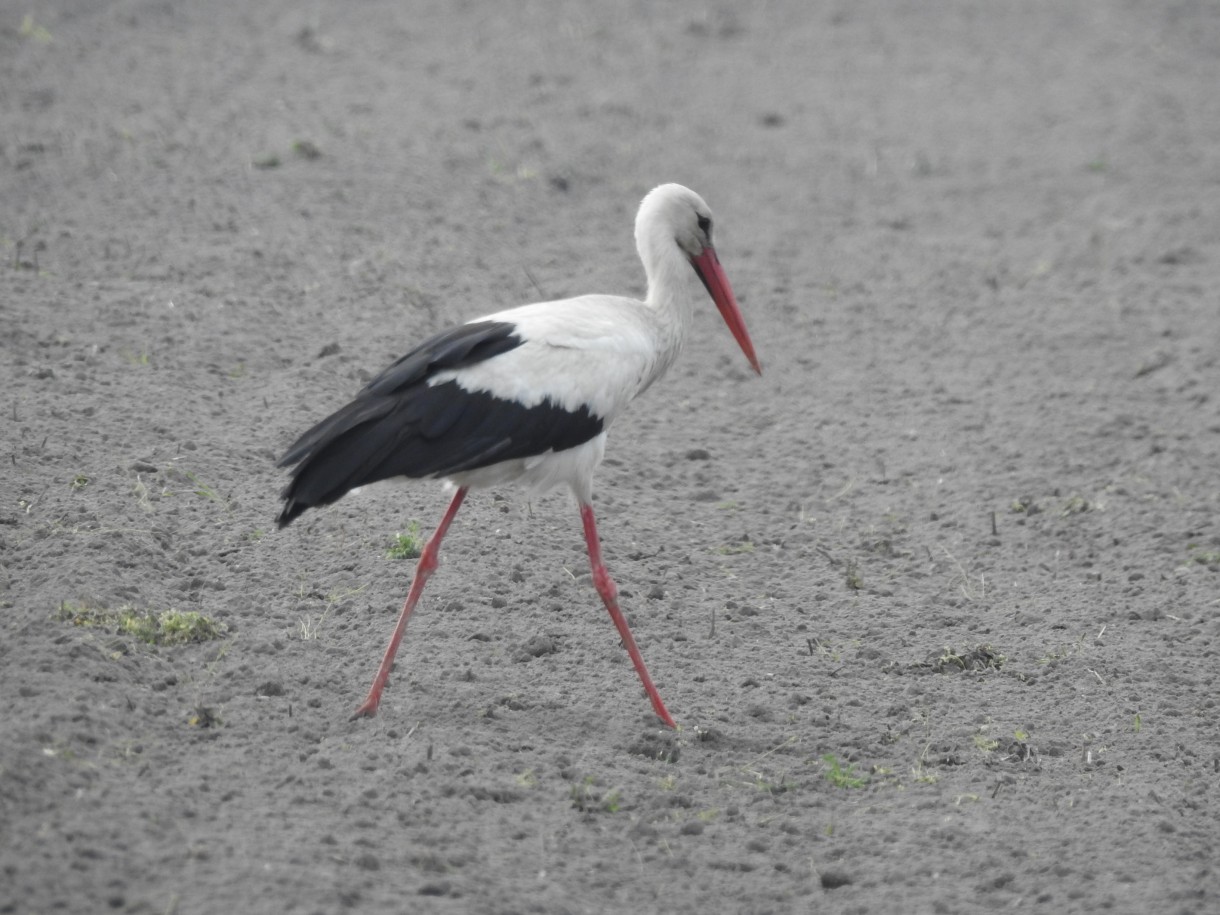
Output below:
[690,246,762,375]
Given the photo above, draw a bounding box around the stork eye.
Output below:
[697,214,712,236]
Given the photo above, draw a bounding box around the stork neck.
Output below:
[640,229,697,334]
[643,257,696,371]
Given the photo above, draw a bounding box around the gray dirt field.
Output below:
[2,2,1219,913]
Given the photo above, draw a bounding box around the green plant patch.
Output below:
[57,601,226,646]
[920,644,1004,674]
[386,522,424,560]
[822,754,868,789]
[569,776,622,813]
[1188,548,1220,567]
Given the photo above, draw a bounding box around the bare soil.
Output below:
[3,2,1219,913]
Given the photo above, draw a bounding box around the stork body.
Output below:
[277,184,760,727]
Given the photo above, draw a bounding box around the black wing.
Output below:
[276,320,602,527]
[277,321,521,468]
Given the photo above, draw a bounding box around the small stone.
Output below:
[820,869,853,889]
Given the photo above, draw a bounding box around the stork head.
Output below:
[636,184,762,376]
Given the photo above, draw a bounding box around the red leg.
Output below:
[580,502,677,728]
[351,487,468,719]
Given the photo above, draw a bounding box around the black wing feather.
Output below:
[276,321,520,469]
[276,320,603,528]
[359,320,522,397]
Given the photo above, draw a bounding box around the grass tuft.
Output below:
[1188,548,1220,567]
[386,522,424,560]
[57,601,226,646]
[20,14,53,43]
[924,644,1004,673]
[822,754,868,789]
[570,776,622,813]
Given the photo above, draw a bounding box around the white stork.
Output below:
[277,183,761,728]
